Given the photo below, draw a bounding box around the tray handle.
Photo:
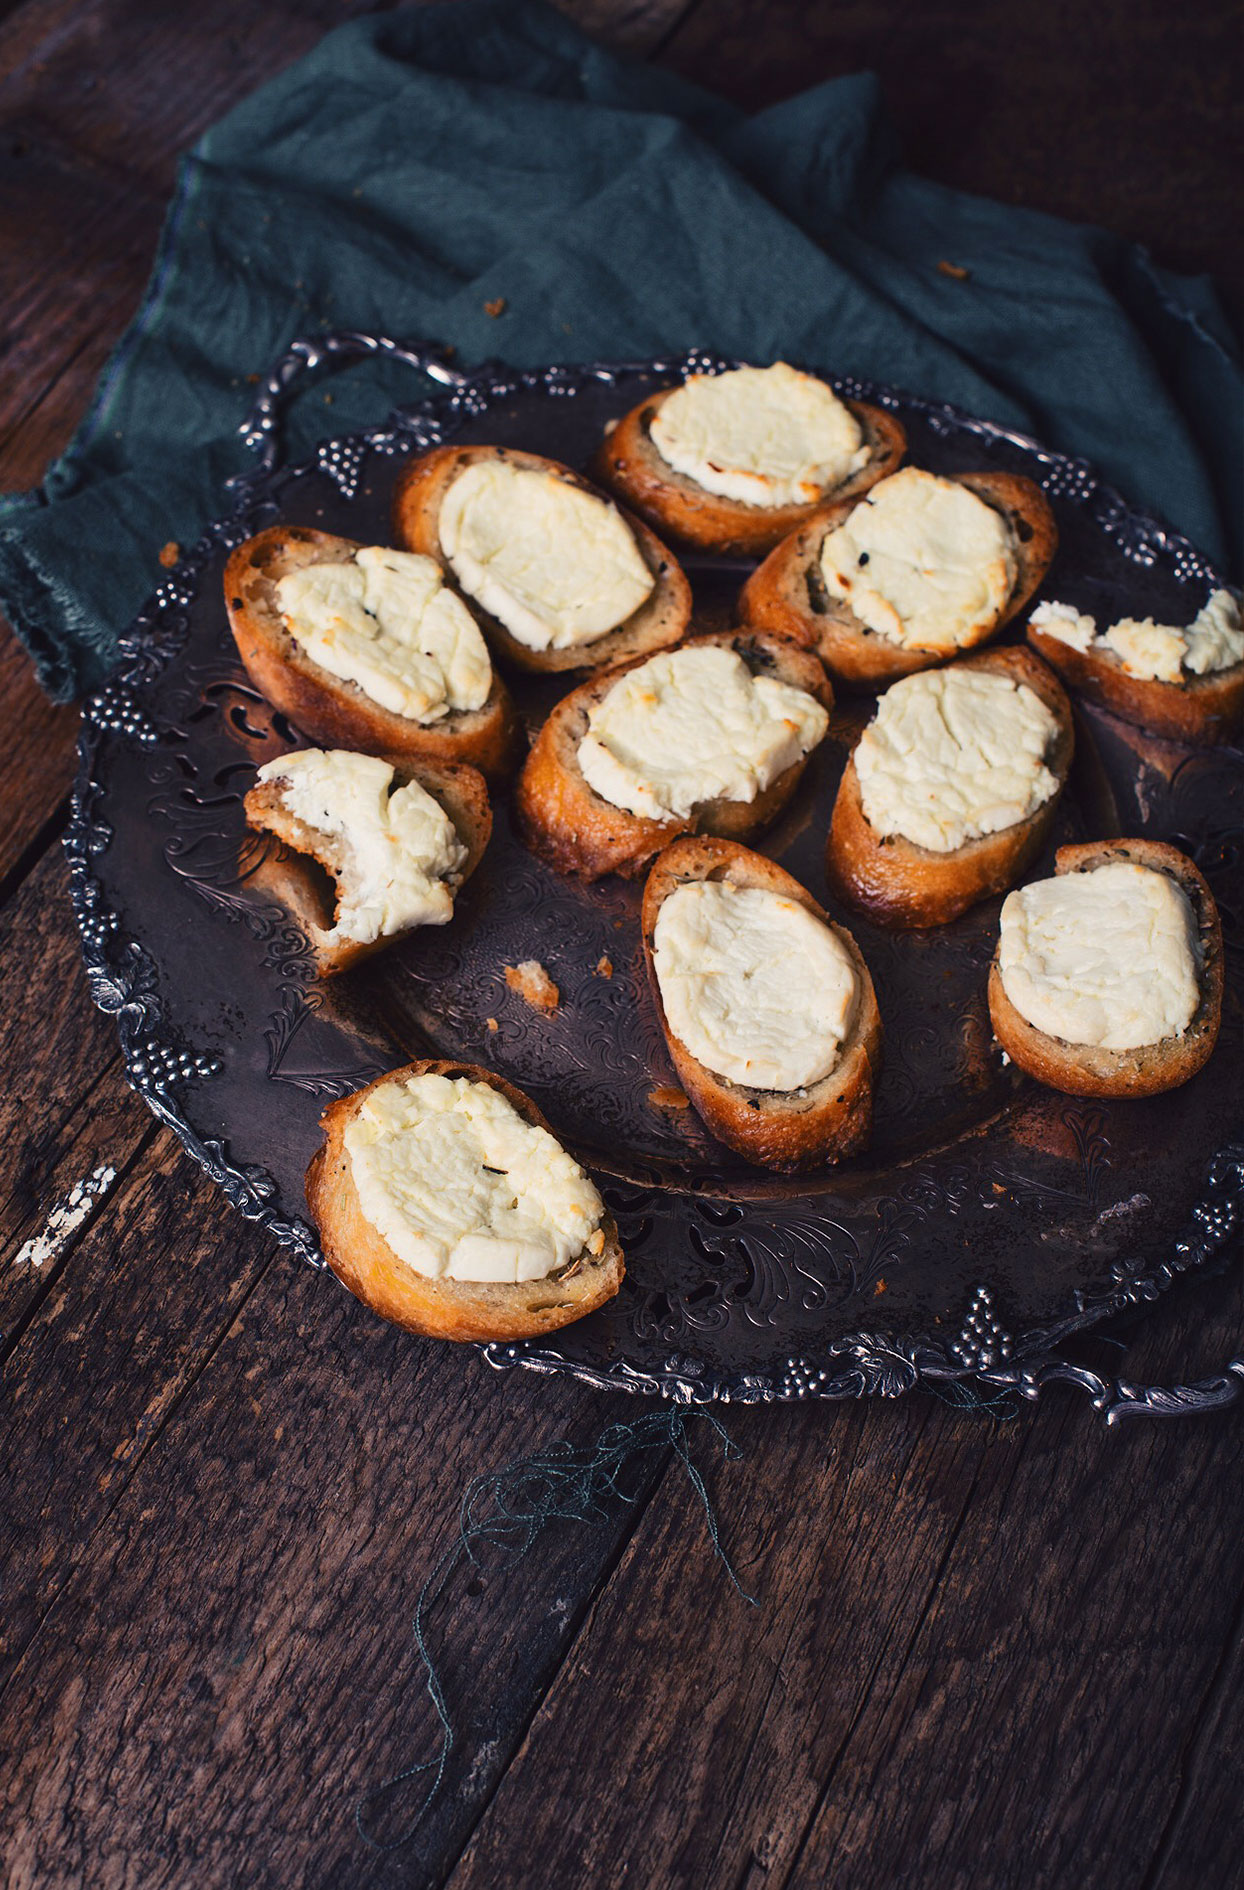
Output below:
[226,330,465,487]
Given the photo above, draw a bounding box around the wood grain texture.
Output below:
[0,2,1240,1887]
[0,1230,668,1889]
[447,1262,1244,1890]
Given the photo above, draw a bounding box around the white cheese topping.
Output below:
[257,748,467,946]
[577,645,828,822]
[998,861,1200,1052]
[345,1072,604,1284]
[653,882,858,1092]
[1029,599,1097,653]
[819,467,1017,653]
[1033,588,1243,684]
[438,461,655,651]
[276,547,491,723]
[1103,617,1185,684]
[855,667,1060,854]
[648,362,868,509]
[1184,589,1244,674]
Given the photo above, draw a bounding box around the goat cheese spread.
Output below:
[577,645,827,822]
[276,547,491,723]
[648,362,869,509]
[819,467,1017,653]
[998,862,1200,1051]
[1032,589,1243,684]
[855,667,1060,854]
[438,461,655,651]
[258,749,466,946]
[345,1073,604,1284]
[652,881,858,1091]
[1028,600,1096,654]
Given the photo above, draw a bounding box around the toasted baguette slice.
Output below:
[307,1061,624,1343]
[391,444,691,675]
[224,526,518,779]
[641,838,882,1170]
[516,629,833,882]
[741,471,1058,689]
[826,646,1074,928]
[591,384,907,556]
[987,839,1222,1098]
[1026,615,1244,747]
[244,754,490,977]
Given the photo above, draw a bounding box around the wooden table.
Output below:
[2,4,1241,1885]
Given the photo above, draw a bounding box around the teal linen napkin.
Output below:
[3,0,1239,701]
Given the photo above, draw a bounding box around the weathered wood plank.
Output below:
[0,1128,280,1697]
[445,1261,1244,1890]
[0,848,132,1336]
[0,1219,674,1889]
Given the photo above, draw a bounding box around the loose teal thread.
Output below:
[355,1409,753,1853]
[928,1380,1021,1420]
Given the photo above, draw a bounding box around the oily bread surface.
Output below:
[591,384,907,556]
[1026,616,1244,747]
[641,837,882,1170]
[987,838,1223,1098]
[224,525,518,778]
[391,443,692,674]
[243,754,491,976]
[826,645,1075,928]
[516,629,834,881]
[740,470,1058,688]
[307,1060,624,1342]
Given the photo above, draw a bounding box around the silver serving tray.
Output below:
[67,335,1244,1418]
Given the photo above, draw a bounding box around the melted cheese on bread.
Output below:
[438,461,655,651]
[820,467,1017,653]
[577,645,827,822]
[276,547,491,723]
[1034,589,1242,683]
[855,667,1059,854]
[648,363,868,508]
[345,1072,604,1284]
[257,749,466,946]
[998,861,1200,1051]
[653,881,858,1091]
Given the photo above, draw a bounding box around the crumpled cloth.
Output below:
[2,0,1238,700]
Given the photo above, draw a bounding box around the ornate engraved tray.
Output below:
[68,336,1244,1417]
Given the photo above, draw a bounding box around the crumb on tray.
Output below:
[595,955,613,979]
[648,1085,690,1111]
[505,959,559,1013]
[158,541,180,568]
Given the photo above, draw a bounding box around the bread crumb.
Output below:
[587,1228,605,1256]
[873,1278,887,1296]
[648,1085,690,1110]
[937,259,971,281]
[505,960,559,1013]
[484,296,507,318]
[158,541,180,568]
[595,955,613,979]
[486,1016,498,1033]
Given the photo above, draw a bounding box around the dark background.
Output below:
[1,5,1241,1888]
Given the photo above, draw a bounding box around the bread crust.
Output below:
[224,526,519,779]
[391,443,692,675]
[641,838,882,1170]
[307,1060,624,1343]
[243,754,491,977]
[515,629,834,881]
[740,470,1058,689]
[1026,618,1244,747]
[826,646,1075,928]
[987,839,1223,1098]
[591,383,907,556]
